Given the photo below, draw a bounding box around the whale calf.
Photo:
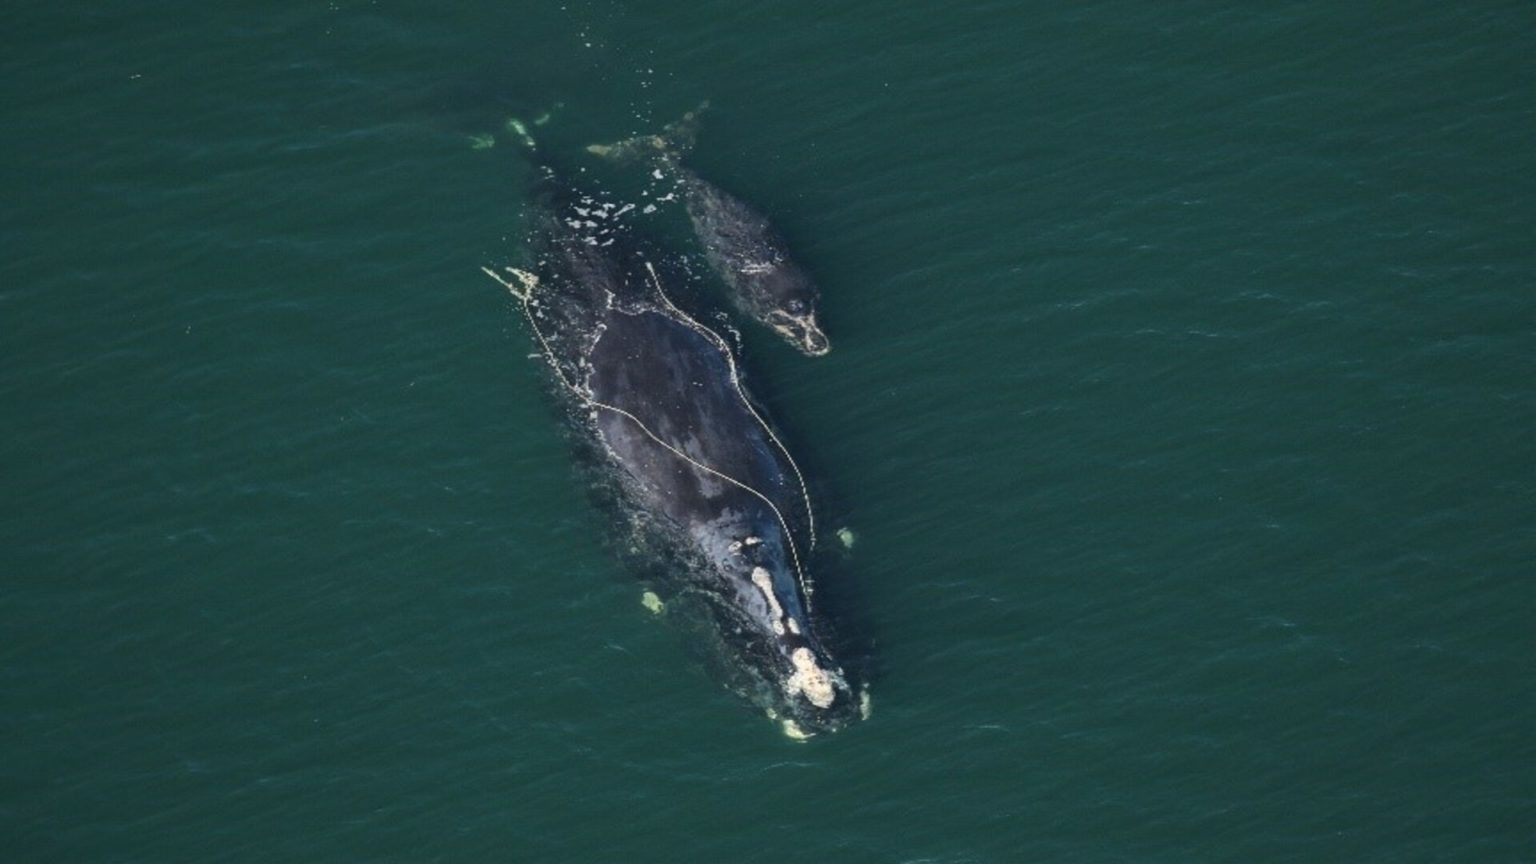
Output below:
[486,167,861,736]
[588,104,831,357]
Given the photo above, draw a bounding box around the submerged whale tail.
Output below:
[466,103,562,152]
[586,100,710,164]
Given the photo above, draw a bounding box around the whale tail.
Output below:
[586,100,709,164]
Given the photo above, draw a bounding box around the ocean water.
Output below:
[3,2,1532,862]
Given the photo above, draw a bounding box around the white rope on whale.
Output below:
[639,261,818,553]
[482,264,814,604]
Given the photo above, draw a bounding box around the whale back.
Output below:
[585,306,800,529]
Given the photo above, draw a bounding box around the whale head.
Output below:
[763,299,831,357]
[736,262,829,356]
[721,561,861,737]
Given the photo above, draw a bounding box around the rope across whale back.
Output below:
[483,263,818,603]
[638,263,817,552]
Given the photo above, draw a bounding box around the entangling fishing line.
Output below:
[483,265,812,604]
[640,261,818,554]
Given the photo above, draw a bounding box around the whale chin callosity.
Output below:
[495,168,862,736]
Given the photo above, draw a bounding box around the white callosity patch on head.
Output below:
[750,566,786,636]
[749,567,840,708]
[770,323,799,344]
[786,647,839,709]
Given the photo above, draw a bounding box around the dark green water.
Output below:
[4,2,1532,861]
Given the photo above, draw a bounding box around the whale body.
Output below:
[588,105,831,357]
[488,171,860,736]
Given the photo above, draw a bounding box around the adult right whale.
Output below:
[588,104,831,357]
[485,166,862,737]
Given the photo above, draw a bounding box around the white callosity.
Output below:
[785,647,838,709]
[749,566,840,708]
[750,566,787,636]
